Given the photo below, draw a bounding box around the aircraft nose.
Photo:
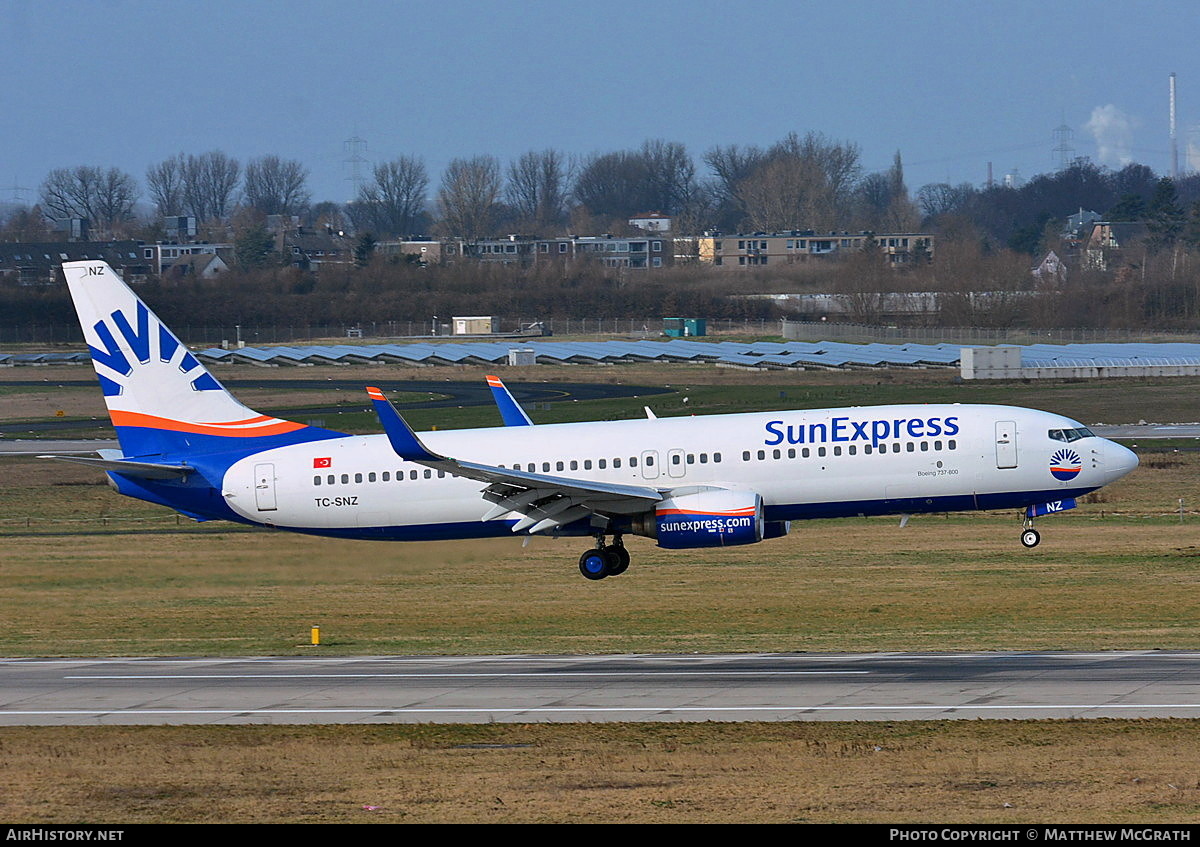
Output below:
[1104,440,1139,482]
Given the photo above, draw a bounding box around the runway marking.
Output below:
[64,671,871,680]
[6,703,1200,717]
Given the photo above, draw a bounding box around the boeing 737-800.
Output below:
[45,260,1138,580]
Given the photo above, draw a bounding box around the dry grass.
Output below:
[3,722,1200,823]
[2,451,1200,656]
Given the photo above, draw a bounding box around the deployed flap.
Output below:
[486,375,534,426]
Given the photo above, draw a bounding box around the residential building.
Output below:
[0,241,150,285]
[142,241,232,276]
[469,234,671,269]
[628,212,672,232]
[695,231,934,269]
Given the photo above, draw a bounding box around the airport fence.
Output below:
[782,321,1200,346]
[0,318,781,347]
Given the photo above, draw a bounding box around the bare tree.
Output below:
[146,154,186,215]
[244,155,310,216]
[437,155,501,240]
[40,165,139,236]
[738,155,830,232]
[640,139,697,216]
[572,151,652,221]
[916,182,976,222]
[182,151,241,222]
[355,156,429,237]
[505,149,569,233]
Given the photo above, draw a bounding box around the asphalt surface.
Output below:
[3,651,1200,725]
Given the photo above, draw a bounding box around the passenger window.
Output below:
[341,474,349,484]
[424,469,432,479]
[757,450,765,460]
[313,476,321,486]
[686,454,695,464]
[598,459,607,469]
[410,470,418,480]
[630,457,638,467]
[614,458,622,468]
[848,445,856,455]
[526,463,535,472]
[934,441,942,451]
[833,446,841,456]
[542,462,550,472]
[802,448,810,458]
[906,443,915,452]
[949,439,957,450]
[584,460,592,470]
[700,453,708,463]
[556,461,564,471]
[865,445,873,454]
[438,470,445,478]
[355,473,363,483]
[570,460,579,471]
[892,444,901,453]
[382,472,390,481]
[742,451,751,461]
[920,442,929,452]
[786,448,795,459]
[368,472,376,482]
[818,447,826,457]
[713,453,721,462]
[328,474,335,484]
[646,456,655,467]
[671,454,680,465]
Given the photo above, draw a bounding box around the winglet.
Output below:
[486,375,534,426]
[366,386,442,461]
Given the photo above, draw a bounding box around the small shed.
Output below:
[452,316,500,335]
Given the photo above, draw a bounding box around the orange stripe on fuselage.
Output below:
[108,410,306,437]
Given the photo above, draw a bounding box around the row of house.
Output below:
[0,215,938,284]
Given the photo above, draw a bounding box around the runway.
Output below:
[3,651,1200,725]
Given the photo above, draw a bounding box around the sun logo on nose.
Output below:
[1050,448,1082,481]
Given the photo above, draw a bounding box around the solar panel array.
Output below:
[192,339,967,369]
[6,340,1200,371]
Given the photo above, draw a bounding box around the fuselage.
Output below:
[186,402,1138,542]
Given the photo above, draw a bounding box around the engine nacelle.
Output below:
[649,489,764,549]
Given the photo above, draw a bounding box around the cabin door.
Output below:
[995,421,1018,469]
[254,463,278,511]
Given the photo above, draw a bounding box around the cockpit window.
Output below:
[1048,427,1094,442]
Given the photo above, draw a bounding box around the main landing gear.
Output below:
[1020,512,1041,548]
[578,534,630,580]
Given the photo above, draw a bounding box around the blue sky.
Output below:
[2,0,1197,206]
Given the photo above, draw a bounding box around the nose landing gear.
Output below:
[1020,511,1041,548]
[578,534,630,580]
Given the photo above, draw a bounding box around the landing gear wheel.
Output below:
[579,548,611,580]
[607,544,630,576]
[1021,528,1041,548]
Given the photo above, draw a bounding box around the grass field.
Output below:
[2,363,1200,822]
[4,721,1200,823]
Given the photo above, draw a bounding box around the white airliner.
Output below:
[47,260,1138,580]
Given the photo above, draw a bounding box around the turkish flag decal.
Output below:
[313,457,332,468]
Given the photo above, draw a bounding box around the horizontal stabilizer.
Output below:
[39,454,193,479]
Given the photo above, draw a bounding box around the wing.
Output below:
[366,386,662,534]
